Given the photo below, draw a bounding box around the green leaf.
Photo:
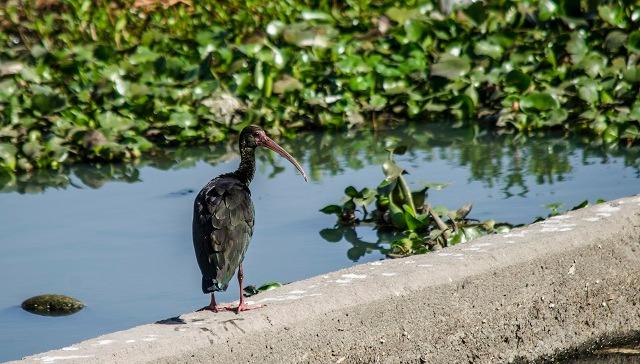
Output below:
[385,7,421,24]
[566,32,588,63]
[273,75,302,94]
[257,281,282,292]
[520,92,559,112]
[344,186,359,197]
[578,79,599,104]
[301,10,333,22]
[628,31,640,54]
[382,159,404,180]
[463,2,487,26]
[369,95,387,110]
[388,198,407,229]
[348,75,374,91]
[538,0,558,21]
[622,125,640,140]
[320,205,342,215]
[404,20,425,42]
[623,67,640,83]
[474,41,503,60]
[169,112,196,129]
[579,53,607,78]
[505,70,531,91]
[254,61,265,90]
[411,187,428,207]
[403,206,425,231]
[0,143,17,171]
[598,5,627,28]
[431,55,470,80]
[604,31,627,53]
[603,124,619,143]
[571,200,589,210]
[382,79,408,94]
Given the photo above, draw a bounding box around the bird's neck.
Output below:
[234,146,256,185]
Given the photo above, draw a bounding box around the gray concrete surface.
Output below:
[15,195,640,364]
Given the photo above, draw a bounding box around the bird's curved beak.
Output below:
[260,135,308,182]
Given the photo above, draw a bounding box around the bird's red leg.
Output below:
[197,293,219,312]
[229,264,264,314]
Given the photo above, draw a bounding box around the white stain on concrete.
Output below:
[597,212,612,217]
[597,205,621,213]
[418,264,433,267]
[288,290,306,294]
[381,272,397,277]
[504,232,526,238]
[61,347,79,351]
[550,215,573,220]
[334,279,351,284]
[504,240,516,244]
[39,355,94,363]
[463,247,482,251]
[541,227,574,232]
[582,217,600,222]
[539,219,576,232]
[342,274,367,279]
[142,337,157,342]
[126,339,136,343]
[369,261,383,266]
[404,260,416,264]
[94,340,114,346]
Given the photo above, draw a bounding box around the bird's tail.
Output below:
[201,276,227,293]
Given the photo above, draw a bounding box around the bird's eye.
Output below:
[253,132,260,137]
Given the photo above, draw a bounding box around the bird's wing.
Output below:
[193,177,254,292]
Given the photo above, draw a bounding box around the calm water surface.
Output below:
[1,123,639,361]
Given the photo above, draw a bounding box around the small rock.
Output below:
[22,294,84,316]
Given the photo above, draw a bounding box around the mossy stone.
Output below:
[21,294,84,316]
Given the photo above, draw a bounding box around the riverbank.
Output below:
[14,195,640,363]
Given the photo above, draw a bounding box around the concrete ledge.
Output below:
[17,196,640,363]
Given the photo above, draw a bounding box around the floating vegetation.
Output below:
[321,146,514,257]
[243,281,283,297]
[21,294,84,316]
[1,1,639,177]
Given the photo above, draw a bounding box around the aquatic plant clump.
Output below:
[1,0,640,176]
[320,146,513,256]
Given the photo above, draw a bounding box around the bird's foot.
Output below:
[225,303,265,314]
[196,304,231,313]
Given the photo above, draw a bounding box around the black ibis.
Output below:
[192,125,307,313]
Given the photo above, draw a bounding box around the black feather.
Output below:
[193,175,254,293]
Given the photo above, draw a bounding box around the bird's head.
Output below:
[240,125,308,182]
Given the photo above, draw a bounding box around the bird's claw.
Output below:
[196,304,231,313]
[225,303,265,314]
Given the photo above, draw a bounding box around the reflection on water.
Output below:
[320,226,401,262]
[3,124,639,196]
[1,123,639,361]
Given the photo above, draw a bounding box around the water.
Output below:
[1,123,639,361]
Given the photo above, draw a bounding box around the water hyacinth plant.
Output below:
[320,146,513,256]
[1,0,640,177]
